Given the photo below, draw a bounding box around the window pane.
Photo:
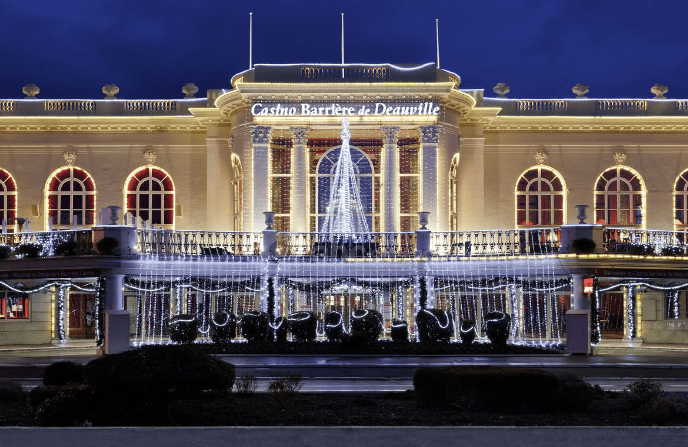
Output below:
[60,195,70,209]
[152,194,162,209]
[139,194,149,208]
[152,181,162,191]
[73,182,83,192]
[60,182,70,192]
[140,180,150,192]
[541,211,551,225]
[73,195,83,209]
[554,195,563,209]
[152,210,162,224]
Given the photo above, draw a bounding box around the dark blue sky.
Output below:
[1,0,686,99]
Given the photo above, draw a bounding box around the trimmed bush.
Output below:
[572,237,596,254]
[240,311,269,342]
[0,378,23,402]
[416,309,454,342]
[324,311,344,341]
[168,314,199,344]
[288,311,318,341]
[43,361,85,386]
[16,243,42,258]
[209,311,236,344]
[483,311,511,346]
[459,319,477,344]
[558,374,597,411]
[414,365,561,412]
[54,240,79,256]
[84,345,235,399]
[34,384,94,426]
[350,309,383,342]
[95,237,119,255]
[629,243,653,256]
[27,386,61,413]
[273,316,288,341]
[0,245,13,260]
[661,246,685,256]
[391,319,408,342]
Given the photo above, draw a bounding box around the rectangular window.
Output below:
[0,292,29,319]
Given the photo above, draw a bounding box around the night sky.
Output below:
[2,0,687,100]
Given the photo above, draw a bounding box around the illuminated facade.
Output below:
[2,63,688,348]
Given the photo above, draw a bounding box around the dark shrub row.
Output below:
[29,345,236,426]
[414,366,596,412]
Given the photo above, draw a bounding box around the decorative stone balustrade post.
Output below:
[415,211,432,257]
[261,211,277,257]
[559,204,604,254]
[103,273,129,354]
[290,127,309,233]
[381,126,400,233]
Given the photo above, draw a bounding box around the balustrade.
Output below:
[603,227,688,255]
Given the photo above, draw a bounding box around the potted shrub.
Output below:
[416,309,454,342]
[459,319,477,344]
[209,311,236,344]
[324,311,344,341]
[168,314,199,344]
[572,238,596,254]
[273,316,288,341]
[483,311,511,346]
[350,309,383,342]
[391,319,409,342]
[287,311,318,341]
[239,311,269,342]
[96,237,119,255]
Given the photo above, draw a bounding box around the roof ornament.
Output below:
[22,84,39,99]
[651,83,668,99]
[493,83,510,98]
[182,83,199,98]
[102,84,119,99]
[572,83,589,98]
[535,150,548,165]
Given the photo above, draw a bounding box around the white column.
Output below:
[290,126,310,233]
[572,274,588,310]
[456,136,485,229]
[381,126,400,233]
[104,274,125,311]
[250,125,272,232]
[419,125,440,229]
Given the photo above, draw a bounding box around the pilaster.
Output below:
[381,126,400,233]
[290,126,310,233]
[419,125,440,230]
[250,125,272,232]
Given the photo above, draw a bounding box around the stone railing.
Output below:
[516,100,567,112]
[136,229,262,256]
[124,101,177,111]
[596,100,647,111]
[45,100,96,111]
[0,229,93,257]
[0,101,16,112]
[430,228,561,257]
[603,227,688,255]
[276,232,416,258]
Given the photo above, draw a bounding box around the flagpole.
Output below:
[341,13,345,78]
[436,19,440,69]
[249,12,253,69]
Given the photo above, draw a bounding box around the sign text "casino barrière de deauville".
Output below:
[251,101,440,117]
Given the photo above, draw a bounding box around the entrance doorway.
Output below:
[600,293,625,339]
[68,293,95,339]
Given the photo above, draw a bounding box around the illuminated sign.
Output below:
[583,278,594,294]
[250,101,440,117]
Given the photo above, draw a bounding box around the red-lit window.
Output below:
[0,168,17,231]
[594,167,644,226]
[125,167,175,228]
[516,167,566,227]
[0,292,29,319]
[46,167,96,229]
[674,170,688,231]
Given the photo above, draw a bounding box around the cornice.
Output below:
[460,107,501,127]
[485,116,688,133]
[215,82,476,119]
[0,116,205,134]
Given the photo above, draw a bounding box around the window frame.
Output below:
[124,166,175,229]
[0,168,17,232]
[593,166,645,227]
[44,166,96,230]
[515,166,567,227]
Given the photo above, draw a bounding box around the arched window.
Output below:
[673,169,688,231]
[125,166,175,228]
[515,166,566,226]
[449,154,459,230]
[0,168,17,230]
[314,146,374,231]
[45,167,96,229]
[594,166,644,226]
[232,154,243,231]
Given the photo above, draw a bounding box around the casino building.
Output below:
[2,63,688,350]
